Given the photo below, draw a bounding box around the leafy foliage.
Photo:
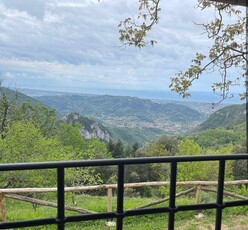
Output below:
[170,1,247,101]
[0,90,112,188]
[119,1,247,101]
[190,126,245,148]
[118,0,161,48]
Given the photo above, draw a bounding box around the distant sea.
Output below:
[91,89,242,104]
[20,87,242,104]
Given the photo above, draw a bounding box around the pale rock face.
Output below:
[81,122,111,142]
[62,112,112,142]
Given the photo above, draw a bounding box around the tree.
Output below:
[13,102,57,137]
[56,122,86,152]
[119,1,246,102]
[118,0,161,48]
[107,139,125,158]
[170,1,246,102]
[0,82,18,139]
[145,136,179,181]
[146,136,179,156]
[0,82,58,139]
[177,139,205,181]
[124,142,140,157]
[0,121,70,188]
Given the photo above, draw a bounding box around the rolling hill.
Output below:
[192,103,245,132]
[34,94,205,135]
[35,94,203,121]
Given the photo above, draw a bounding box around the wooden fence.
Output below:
[1,180,248,222]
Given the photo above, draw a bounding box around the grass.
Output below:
[3,193,248,229]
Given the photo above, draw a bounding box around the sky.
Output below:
[0,0,245,100]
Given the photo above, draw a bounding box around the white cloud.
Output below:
[0,0,242,95]
[1,0,46,19]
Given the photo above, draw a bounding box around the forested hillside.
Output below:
[0,86,247,193]
[192,104,245,132]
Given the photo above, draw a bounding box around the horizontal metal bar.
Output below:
[125,207,170,216]
[65,212,117,223]
[0,218,56,229]
[63,202,229,223]
[3,201,246,229]
[64,207,172,223]
[2,200,248,229]
[225,200,248,207]
[177,203,218,211]
[0,154,247,171]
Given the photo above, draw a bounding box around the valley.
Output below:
[5,87,244,145]
[33,94,205,136]
[21,89,236,145]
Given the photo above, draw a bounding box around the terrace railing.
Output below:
[0,154,248,230]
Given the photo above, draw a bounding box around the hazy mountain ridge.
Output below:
[154,99,228,118]
[2,87,40,105]
[34,94,206,135]
[35,94,202,120]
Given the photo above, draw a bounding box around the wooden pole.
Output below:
[0,180,247,194]
[5,194,96,214]
[107,188,113,212]
[134,187,195,209]
[0,193,6,222]
[201,187,248,200]
[195,185,202,204]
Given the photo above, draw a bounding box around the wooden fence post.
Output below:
[0,193,6,222]
[195,185,201,204]
[107,188,113,212]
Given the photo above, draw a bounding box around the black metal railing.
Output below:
[1,154,248,229]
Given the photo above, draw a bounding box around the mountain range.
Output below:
[3,87,245,145]
[34,94,202,121]
[30,92,245,143]
[34,94,205,136]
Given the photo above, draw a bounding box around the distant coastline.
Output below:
[18,87,242,104]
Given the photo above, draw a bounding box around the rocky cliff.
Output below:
[61,112,112,142]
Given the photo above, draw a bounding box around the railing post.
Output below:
[168,162,177,230]
[0,193,6,222]
[107,188,113,213]
[57,167,65,230]
[195,185,201,204]
[116,164,124,230]
[215,160,225,230]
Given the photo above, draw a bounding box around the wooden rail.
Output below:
[1,180,248,194]
[1,180,248,222]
